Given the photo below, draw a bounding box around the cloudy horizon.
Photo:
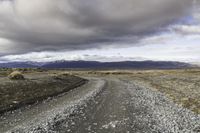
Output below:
[0,0,200,63]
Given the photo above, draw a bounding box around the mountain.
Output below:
[0,60,192,69]
[0,62,37,68]
[42,61,192,69]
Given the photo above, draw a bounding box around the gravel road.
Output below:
[0,77,200,133]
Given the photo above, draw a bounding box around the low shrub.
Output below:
[8,71,25,80]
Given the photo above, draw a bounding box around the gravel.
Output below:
[2,77,200,133]
[126,80,200,133]
[3,78,105,133]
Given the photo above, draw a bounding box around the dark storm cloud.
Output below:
[0,0,193,55]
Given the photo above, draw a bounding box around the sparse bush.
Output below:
[8,71,25,80]
[53,73,70,80]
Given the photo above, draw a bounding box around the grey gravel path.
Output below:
[0,77,200,133]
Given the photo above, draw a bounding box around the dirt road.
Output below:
[0,77,200,133]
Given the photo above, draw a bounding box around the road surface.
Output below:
[0,77,200,133]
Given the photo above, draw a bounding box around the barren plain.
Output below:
[0,69,200,133]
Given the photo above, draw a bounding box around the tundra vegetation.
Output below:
[0,69,87,114]
[8,71,25,80]
[74,69,200,114]
[0,68,200,114]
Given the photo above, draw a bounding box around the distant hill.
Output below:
[0,60,193,69]
[0,62,37,68]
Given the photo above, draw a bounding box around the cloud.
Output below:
[173,25,200,35]
[1,31,200,63]
[169,1,200,36]
[0,0,193,55]
[0,51,147,63]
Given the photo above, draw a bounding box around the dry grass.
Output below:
[0,71,87,114]
[124,69,200,114]
[2,68,199,114]
[77,69,200,114]
[0,68,12,77]
[8,71,25,80]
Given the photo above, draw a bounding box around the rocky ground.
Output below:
[0,71,199,133]
[0,71,87,114]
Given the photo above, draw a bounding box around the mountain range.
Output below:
[0,60,194,69]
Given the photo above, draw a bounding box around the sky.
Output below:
[0,0,200,63]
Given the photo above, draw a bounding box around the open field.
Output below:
[75,69,200,114]
[1,68,199,114]
[0,69,87,114]
[126,69,200,114]
[0,68,200,132]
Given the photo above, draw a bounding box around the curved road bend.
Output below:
[0,77,200,133]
